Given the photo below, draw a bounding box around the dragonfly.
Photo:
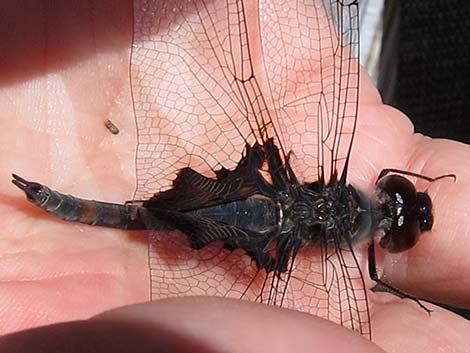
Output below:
[11,0,455,339]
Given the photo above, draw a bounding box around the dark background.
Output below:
[378,0,470,144]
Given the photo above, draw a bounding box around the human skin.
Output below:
[0,1,469,352]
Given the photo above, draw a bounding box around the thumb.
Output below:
[0,296,383,353]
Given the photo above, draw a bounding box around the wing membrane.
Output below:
[287,238,370,337]
[132,0,285,200]
[132,0,367,337]
[258,0,359,182]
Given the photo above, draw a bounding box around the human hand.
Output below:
[1,1,469,352]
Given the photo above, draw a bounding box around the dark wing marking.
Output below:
[151,209,273,268]
[148,230,273,302]
[143,142,267,211]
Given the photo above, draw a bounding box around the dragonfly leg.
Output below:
[367,241,432,314]
[376,168,456,184]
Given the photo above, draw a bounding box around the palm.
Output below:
[1,1,469,351]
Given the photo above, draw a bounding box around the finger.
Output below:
[95,297,383,353]
[0,297,384,353]
[372,299,470,353]
[380,137,470,307]
[351,98,470,307]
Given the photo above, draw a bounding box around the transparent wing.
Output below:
[259,0,359,182]
[131,0,287,200]
[148,232,265,300]
[131,0,359,198]
[132,0,367,337]
[148,231,370,338]
[290,240,370,337]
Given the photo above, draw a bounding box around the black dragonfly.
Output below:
[10,0,455,339]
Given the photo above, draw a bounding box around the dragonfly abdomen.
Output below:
[11,174,160,230]
[187,196,280,234]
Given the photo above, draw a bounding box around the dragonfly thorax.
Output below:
[279,182,372,246]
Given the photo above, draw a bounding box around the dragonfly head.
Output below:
[375,174,431,253]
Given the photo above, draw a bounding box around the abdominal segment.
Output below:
[11,174,169,230]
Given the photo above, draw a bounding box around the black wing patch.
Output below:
[144,142,268,212]
[151,208,274,269]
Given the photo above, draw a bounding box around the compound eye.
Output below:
[416,192,433,231]
[420,216,432,231]
[376,175,424,253]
